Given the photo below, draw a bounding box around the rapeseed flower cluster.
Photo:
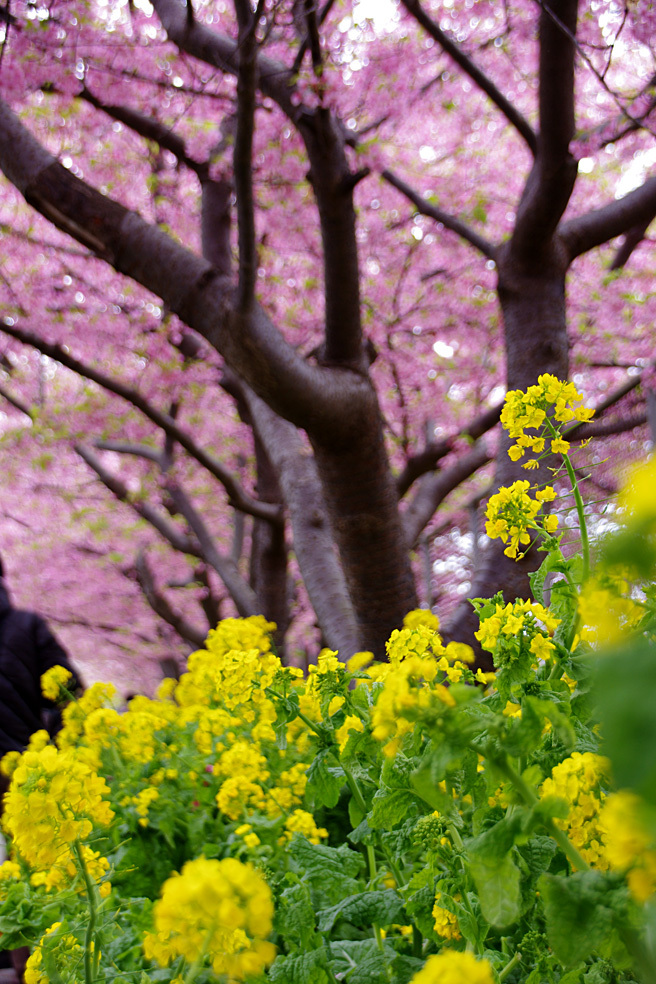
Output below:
[2,743,114,875]
[578,575,644,646]
[617,456,656,531]
[24,922,90,984]
[409,949,495,983]
[485,481,558,558]
[432,892,461,940]
[475,599,560,665]
[279,809,328,845]
[540,752,609,868]
[599,791,656,903]
[145,856,275,981]
[40,665,74,702]
[371,611,475,755]
[501,373,594,465]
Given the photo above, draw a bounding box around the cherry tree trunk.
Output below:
[311,391,418,657]
[447,248,569,663]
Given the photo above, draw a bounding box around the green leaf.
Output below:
[306,749,347,809]
[525,695,575,752]
[550,580,579,647]
[268,947,331,984]
[390,954,426,984]
[467,851,521,928]
[329,939,397,984]
[288,836,364,904]
[596,638,656,808]
[276,882,321,950]
[410,759,462,822]
[369,788,421,830]
[516,835,557,880]
[317,889,404,933]
[539,871,615,966]
[404,884,437,939]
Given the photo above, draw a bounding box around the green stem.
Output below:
[544,419,589,579]
[499,949,522,982]
[73,841,98,984]
[562,453,589,580]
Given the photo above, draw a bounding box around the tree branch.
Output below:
[233,0,261,309]
[201,177,233,277]
[135,549,207,648]
[232,375,361,655]
[151,0,365,369]
[0,317,281,525]
[302,107,365,367]
[75,443,200,556]
[0,98,370,445]
[399,0,537,153]
[165,480,260,617]
[560,175,656,261]
[569,412,647,440]
[609,219,652,270]
[397,401,502,496]
[151,0,298,120]
[95,440,165,465]
[403,443,493,547]
[78,87,204,176]
[382,169,496,259]
[0,380,31,417]
[512,0,579,261]
[292,0,335,75]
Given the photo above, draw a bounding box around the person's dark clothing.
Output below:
[0,582,78,756]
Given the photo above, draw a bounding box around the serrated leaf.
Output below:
[306,749,346,809]
[369,788,421,829]
[468,851,521,928]
[276,882,320,949]
[268,947,331,984]
[329,939,396,984]
[390,954,426,984]
[317,889,404,933]
[288,836,364,904]
[539,871,614,966]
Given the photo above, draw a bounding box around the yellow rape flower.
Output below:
[600,790,656,903]
[216,776,265,820]
[335,714,365,753]
[475,599,559,664]
[372,655,455,757]
[540,752,609,869]
[618,455,656,529]
[403,609,440,632]
[432,893,461,940]
[578,577,644,646]
[3,744,114,874]
[40,666,73,702]
[501,374,594,465]
[149,857,275,982]
[485,481,557,559]
[204,615,276,657]
[410,949,495,983]
[280,809,328,845]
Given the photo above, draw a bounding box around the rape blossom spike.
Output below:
[485,480,558,558]
[501,373,595,466]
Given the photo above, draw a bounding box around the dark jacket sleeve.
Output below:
[33,617,83,694]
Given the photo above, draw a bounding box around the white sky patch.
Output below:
[352,0,398,29]
[615,146,656,198]
[433,340,455,358]
[578,157,594,174]
[488,384,506,405]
